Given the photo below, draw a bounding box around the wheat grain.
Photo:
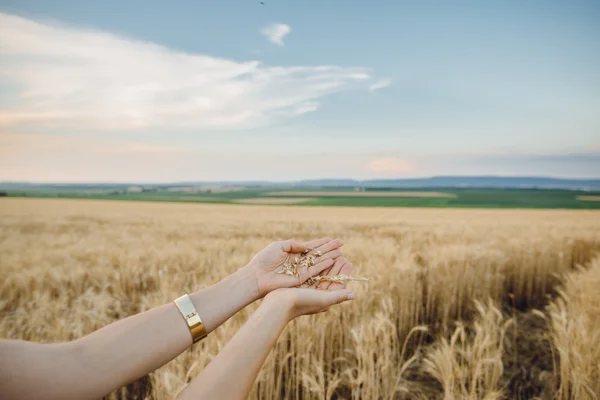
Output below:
[304,274,369,285]
[277,251,369,285]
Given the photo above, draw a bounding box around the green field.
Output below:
[3,186,600,209]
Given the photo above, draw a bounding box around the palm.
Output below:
[267,286,356,319]
[250,238,344,296]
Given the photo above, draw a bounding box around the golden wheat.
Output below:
[1,198,599,399]
[276,250,368,284]
[549,260,600,400]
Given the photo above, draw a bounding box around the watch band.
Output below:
[174,294,208,343]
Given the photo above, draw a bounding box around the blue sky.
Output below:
[0,0,598,182]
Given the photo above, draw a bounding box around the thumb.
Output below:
[280,239,307,254]
[322,289,355,307]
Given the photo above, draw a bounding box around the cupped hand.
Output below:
[248,238,344,297]
[264,254,355,319]
[265,287,355,320]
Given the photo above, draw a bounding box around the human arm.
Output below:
[178,286,356,400]
[0,238,344,400]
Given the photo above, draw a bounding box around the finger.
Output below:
[328,261,353,291]
[307,271,323,289]
[302,249,343,286]
[313,266,333,289]
[300,258,334,283]
[320,289,355,309]
[316,248,343,263]
[312,238,344,256]
[279,240,307,254]
[311,257,335,276]
[312,247,340,288]
[303,238,332,250]
[318,257,347,290]
[303,267,322,290]
[316,258,342,290]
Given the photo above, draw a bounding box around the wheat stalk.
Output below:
[304,274,369,285]
[277,249,369,285]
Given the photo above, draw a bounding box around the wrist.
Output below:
[237,264,262,301]
[187,267,261,334]
[263,289,296,323]
[243,262,269,299]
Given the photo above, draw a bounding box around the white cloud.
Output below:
[368,78,392,92]
[260,23,291,46]
[291,102,319,115]
[0,13,378,131]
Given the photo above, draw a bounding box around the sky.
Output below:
[0,0,599,182]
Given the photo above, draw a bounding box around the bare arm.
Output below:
[0,239,343,400]
[178,288,355,400]
[0,267,258,400]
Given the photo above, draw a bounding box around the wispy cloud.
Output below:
[0,14,377,131]
[260,23,291,46]
[368,78,392,92]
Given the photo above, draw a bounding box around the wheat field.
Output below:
[1,198,599,399]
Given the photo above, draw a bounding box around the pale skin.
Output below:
[0,238,354,400]
[179,287,355,400]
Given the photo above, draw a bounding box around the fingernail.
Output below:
[347,292,355,300]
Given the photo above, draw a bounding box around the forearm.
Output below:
[0,301,190,400]
[0,267,259,400]
[178,296,290,400]
[189,266,259,333]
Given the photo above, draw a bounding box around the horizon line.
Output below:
[2,175,600,186]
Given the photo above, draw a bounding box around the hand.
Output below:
[265,287,355,320]
[247,238,344,297]
[307,256,353,291]
[264,257,355,319]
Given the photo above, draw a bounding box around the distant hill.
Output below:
[1,176,599,190]
[294,177,600,190]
